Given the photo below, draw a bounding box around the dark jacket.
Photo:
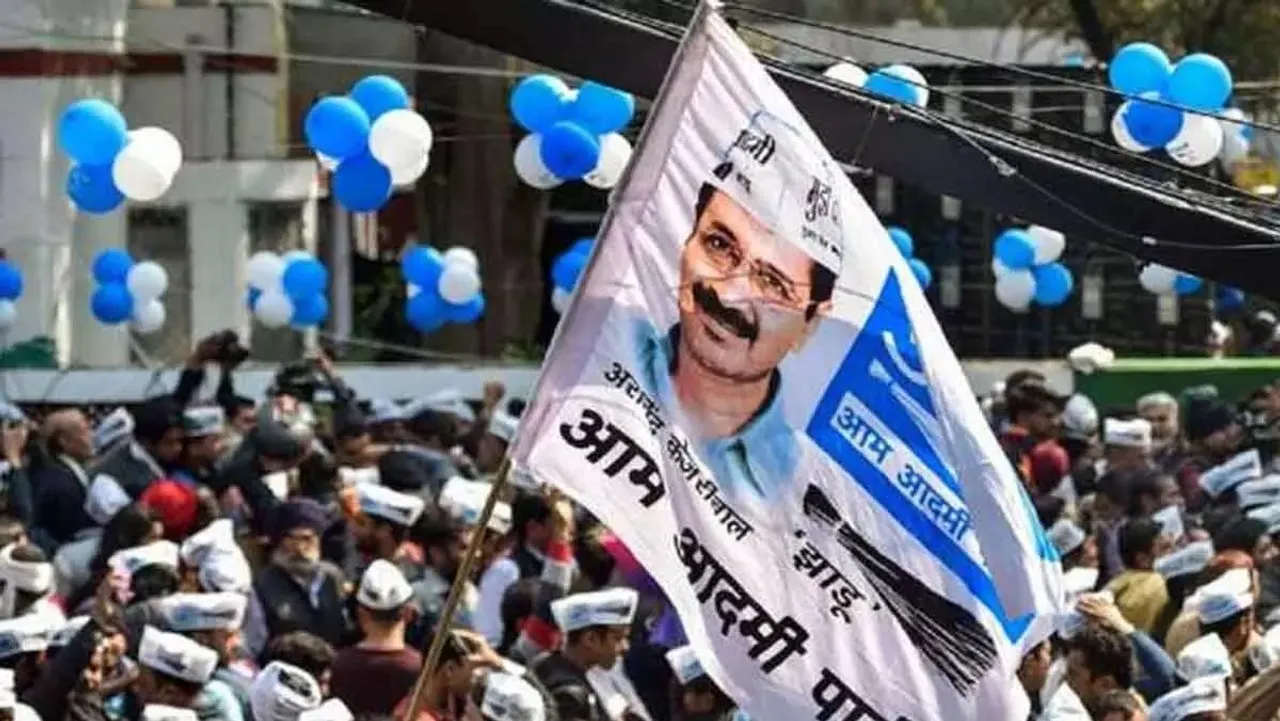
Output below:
[33,456,93,549]
[252,562,349,654]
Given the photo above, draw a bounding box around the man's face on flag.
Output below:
[677,187,821,384]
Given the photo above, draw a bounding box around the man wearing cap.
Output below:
[31,408,96,551]
[149,592,251,721]
[531,587,642,721]
[250,660,323,721]
[664,645,737,721]
[1194,568,1257,684]
[1146,676,1227,721]
[476,400,523,478]
[135,625,221,710]
[173,406,227,488]
[0,542,60,622]
[349,483,426,582]
[1137,392,1181,469]
[0,613,56,692]
[1174,398,1243,513]
[90,396,186,498]
[330,560,420,715]
[1101,418,1154,477]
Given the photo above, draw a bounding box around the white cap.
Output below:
[84,473,130,526]
[707,110,844,275]
[356,483,426,528]
[338,466,381,487]
[1176,633,1232,681]
[1196,569,1254,625]
[142,705,199,721]
[550,587,638,632]
[665,645,707,685]
[180,519,236,568]
[110,540,180,576]
[366,399,405,424]
[50,616,90,648]
[1102,418,1152,450]
[1239,475,1280,509]
[480,671,546,721]
[1200,448,1263,498]
[156,592,248,632]
[1149,676,1227,721]
[1249,502,1280,536]
[402,390,476,424]
[297,699,353,721]
[439,478,512,535]
[356,560,413,611]
[1137,392,1177,412]
[1251,624,1280,674]
[1061,394,1099,441]
[0,669,13,690]
[1047,519,1087,557]
[1056,590,1114,641]
[199,547,252,594]
[1062,567,1099,600]
[137,625,219,685]
[1153,540,1214,580]
[1152,505,1185,543]
[487,410,520,445]
[93,407,134,454]
[0,544,52,596]
[251,661,323,721]
[0,615,53,659]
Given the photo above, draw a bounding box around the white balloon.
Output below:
[513,134,562,190]
[551,286,571,315]
[254,290,294,328]
[316,153,339,171]
[823,61,867,88]
[992,258,1013,278]
[1025,225,1066,265]
[443,247,479,271]
[390,150,429,188]
[995,270,1036,311]
[369,109,433,170]
[880,64,929,107]
[438,264,481,304]
[132,299,166,334]
[407,283,421,298]
[128,127,183,178]
[0,301,16,331]
[1220,130,1249,164]
[1111,103,1151,153]
[1166,112,1224,168]
[247,251,284,291]
[112,138,177,202]
[126,261,169,301]
[1139,263,1179,295]
[584,133,633,190]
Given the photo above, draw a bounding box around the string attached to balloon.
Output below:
[58,99,184,214]
[509,75,636,190]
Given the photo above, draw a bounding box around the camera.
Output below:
[210,330,250,367]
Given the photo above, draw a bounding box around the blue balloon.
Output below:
[1108,43,1171,96]
[994,230,1036,270]
[886,227,913,257]
[91,283,134,324]
[1217,286,1246,310]
[908,258,932,289]
[304,96,371,160]
[510,75,572,134]
[0,263,23,302]
[569,238,595,258]
[291,293,329,326]
[350,75,410,121]
[864,69,923,105]
[1168,54,1233,112]
[1174,274,1203,296]
[247,288,262,310]
[332,152,392,212]
[67,164,125,215]
[570,81,635,135]
[406,291,446,333]
[552,251,587,291]
[1122,96,1185,148]
[401,246,445,288]
[540,122,601,180]
[92,249,134,285]
[57,99,128,166]
[444,295,485,324]
[1032,262,1074,306]
[282,258,328,300]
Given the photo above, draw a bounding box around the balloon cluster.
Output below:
[884,227,932,289]
[246,251,330,329]
[550,238,594,314]
[58,100,183,214]
[991,226,1073,312]
[400,246,485,332]
[509,75,636,190]
[824,62,929,107]
[1108,43,1241,168]
[90,250,170,334]
[305,75,433,212]
[0,261,24,332]
[1137,263,1203,297]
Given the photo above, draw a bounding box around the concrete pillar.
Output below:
[188,199,251,342]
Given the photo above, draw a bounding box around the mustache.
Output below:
[691,282,758,343]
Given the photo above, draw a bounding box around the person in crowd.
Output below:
[1147,676,1227,721]
[250,660,323,721]
[664,645,735,721]
[1137,392,1181,469]
[330,560,421,715]
[998,381,1067,490]
[0,542,61,622]
[1095,689,1145,721]
[92,397,186,497]
[1063,625,1135,718]
[349,482,426,581]
[134,625,221,710]
[1106,518,1171,634]
[175,407,228,487]
[153,592,251,721]
[532,587,643,721]
[1175,398,1242,512]
[474,399,523,478]
[65,503,164,613]
[469,666,548,721]
[410,507,477,636]
[261,632,336,700]
[0,405,34,538]
[1017,639,1053,720]
[31,408,96,552]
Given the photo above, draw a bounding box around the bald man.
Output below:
[32,409,96,550]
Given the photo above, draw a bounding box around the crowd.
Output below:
[0,331,747,721]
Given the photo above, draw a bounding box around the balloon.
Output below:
[908,258,932,290]
[443,295,485,324]
[1138,263,1179,295]
[1032,263,1073,306]
[994,229,1036,270]
[1025,225,1066,265]
[885,227,913,258]
[132,299,166,334]
[539,122,601,180]
[1123,93,1184,148]
[247,251,284,291]
[0,301,17,331]
[513,134,562,190]
[1108,43,1171,96]
[112,139,176,202]
[551,286,571,315]
[126,261,169,301]
[510,75,573,134]
[406,291,446,333]
[67,163,125,215]
[127,127,183,179]
[1167,54,1232,112]
[1174,274,1203,296]
[406,283,421,298]
[864,65,928,107]
[0,264,23,302]
[390,149,429,188]
[291,293,329,327]
[92,249,134,284]
[304,96,371,160]
[583,133,633,190]
[350,75,411,121]
[570,81,635,135]
[443,247,479,271]
[247,288,262,310]
[1165,112,1224,168]
[254,290,294,328]
[995,270,1036,311]
[57,99,128,166]
[552,251,587,291]
[282,258,328,299]
[991,258,1013,278]
[438,264,481,304]
[1111,104,1152,152]
[1219,112,1250,164]
[91,283,134,324]
[368,109,433,174]
[332,151,392,212]
[1217,286,1246,310]
[823,62,867,88]
[401,246,445,288]
[569,238,594,258]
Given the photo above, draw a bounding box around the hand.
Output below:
[0,423,26,465]
[190,332,222,366]
[312,350,336,378]
[452,629,505,670]
[1077,594,1134,635]
[482,381,506,411]
[550,497,575,543]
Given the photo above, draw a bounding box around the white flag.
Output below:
[511,4,1064,719]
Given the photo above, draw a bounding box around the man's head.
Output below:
[552,587,638,670]
[1118,518,1168,572]
[132,397,185,466]
[1137,392,1179,448]
[1096,689,1144,721]
[1005,383,1066,439]
[41,409,92,462]
[262,632,335,698]
[354,560,414,639]
[1016,640,1052,699]
[414,507,467,582]
[1065,626,1133,715]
